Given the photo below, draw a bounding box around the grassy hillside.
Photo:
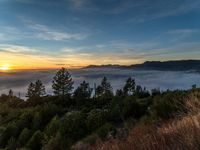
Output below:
[91,88,200,150]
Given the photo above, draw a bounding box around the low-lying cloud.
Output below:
[0,68,200,99]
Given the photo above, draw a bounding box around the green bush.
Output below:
[60,111,86,141]
[26,130,43,150]
[45,115,60,139]
[0,123,18,147]
[122,96,145,119]
[17,128,31,147]
[109,104,122,122]
[151,91,186,119]
[17,112,34,130]
[86,109,108,131]
[83,134,99,145]
[6,137,17,150]
[32,104,60,130]
[96,123,116,140]
[43,132,62,150]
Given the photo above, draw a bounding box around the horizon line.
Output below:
[4,59,200,71]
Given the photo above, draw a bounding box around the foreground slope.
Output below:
[91,89,200,150]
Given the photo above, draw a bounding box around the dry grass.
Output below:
[91,89,200,150]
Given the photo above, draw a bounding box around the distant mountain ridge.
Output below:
[84,60,200,71]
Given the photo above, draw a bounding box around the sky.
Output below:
[0,0,200,69]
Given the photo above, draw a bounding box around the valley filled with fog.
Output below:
[0,68,200,99]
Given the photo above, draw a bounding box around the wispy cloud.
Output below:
[0,44,60,59]
[127,0,200,23]
[91,40,159,53]
[65,0,200,21]
[61,47,85,53]
[142,42,200,59]
[0,26,30,41]
[0,40,200,69]
[0,23,88,42]
[167,29,200,35]
[66,0,143,14]
[28,23,88,41]
[0,44,64,69]
[63,40,200,64]
[0,44,39,54]
[165,29,200,42]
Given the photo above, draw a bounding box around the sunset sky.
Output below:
[0,0,200,69]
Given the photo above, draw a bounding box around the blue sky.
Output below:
[0,0,200,68]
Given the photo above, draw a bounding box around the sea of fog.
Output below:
[0,68,200,99]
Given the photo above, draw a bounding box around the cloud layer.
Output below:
[0,69,200,99]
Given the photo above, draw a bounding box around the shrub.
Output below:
[32,104,60,130]
[26,130,43,150]
[17,128,31,147]
[17,112,34,131]
[0,123,18,147]
[86,109,108,132]
[122,96,145,119]
[83,134,99,145]
[6,137,17,150]
[60,111,86,141]
[109,104,122,122]
[45,115,60,139]
[96,123,116,140]
[151,91,186,119]
[43,132,62,150]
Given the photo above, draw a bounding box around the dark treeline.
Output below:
[0,68,198,150]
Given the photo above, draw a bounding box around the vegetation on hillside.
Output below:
[0,68,199,150]
[92,89,200,150]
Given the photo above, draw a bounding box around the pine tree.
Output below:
[96,77,113,98]
[35,80,46,97]
[74,81,92,99]
[26,80,46,99]
[26,82,36,98]
[52,68,74,97]
[123,77,136,96]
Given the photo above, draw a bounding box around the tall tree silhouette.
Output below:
[96,77,113,98]
[26,80,46,99]
[35,80,46,97]
[52,68,74,97]
[123,77,136,95]
[26,82,36,98]
[74,81,92,100]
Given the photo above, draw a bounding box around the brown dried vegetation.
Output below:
[91,89,200,150]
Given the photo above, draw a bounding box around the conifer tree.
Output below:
[26,80,46,99]
[96,77,113,98]
[52,68,74,97]
[74,81,92,99]
[26,82,36,98]
[123,77,136,96]
[35,80,46,97]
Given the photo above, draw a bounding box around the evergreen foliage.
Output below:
[0,68,197,150]
[52,68,74,97]
[26,80,46,99]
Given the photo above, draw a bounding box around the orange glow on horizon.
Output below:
[0,64,11,71]
[0,51,143,70]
